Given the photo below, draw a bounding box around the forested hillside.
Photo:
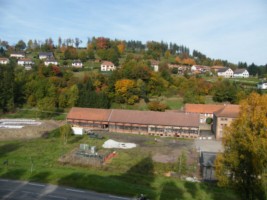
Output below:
[0,37,266,116]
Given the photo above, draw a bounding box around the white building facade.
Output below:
[217,67,234,78]
[0,58,9,65]
[101,61,116,71]
[233,69,249,78]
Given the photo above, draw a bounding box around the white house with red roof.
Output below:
[150,60,159,72]
[101,61,116,71]
[0,58,9,65]
[17,58,34,66]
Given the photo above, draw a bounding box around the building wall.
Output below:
[101,65,116,71]
[67,119,199,138]
[202,166,216,181]
[213,116,235,139]
[234,73,249,78]
[72,63,83,68]
[258,83,267,89]
[218,69,233,78]
[10,54,25,58]
[45,61,58,66]
[18,61,33,66]
[0,60,9,64]
[152,65,159,72]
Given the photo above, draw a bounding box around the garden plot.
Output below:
[0,120,64,140]
[0,119,42,129]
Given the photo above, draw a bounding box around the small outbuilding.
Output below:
[200,151,217,181]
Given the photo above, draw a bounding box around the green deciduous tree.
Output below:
[0,61,15,113]
[15,39,26,50]
[60,124,72,145]
[76,80,110,108]
[215,93,267,200]
[212,79,239,103]
[177,151,187,177]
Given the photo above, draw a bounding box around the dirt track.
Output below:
[0,120,65,140]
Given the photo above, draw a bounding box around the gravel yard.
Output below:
[94,131,197,163]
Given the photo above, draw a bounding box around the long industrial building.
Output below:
[67,107,200,138]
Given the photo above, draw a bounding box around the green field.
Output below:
[112,96,184,111]
[0,131,238,200]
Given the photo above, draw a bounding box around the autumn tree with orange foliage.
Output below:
[175,56,182,64]
[182,58,196,66]
[96,37,110,49]
[215,93,267,200]
[115,79,140,105]
[117,41,125,54]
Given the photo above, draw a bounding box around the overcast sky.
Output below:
[0,0,266,65]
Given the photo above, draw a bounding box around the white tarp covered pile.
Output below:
[102,139,136,149]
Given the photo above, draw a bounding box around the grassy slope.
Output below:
[0,133,238,200]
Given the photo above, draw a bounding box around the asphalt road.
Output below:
[0,179,132,200]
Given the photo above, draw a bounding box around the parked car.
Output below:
[87,132,104,139]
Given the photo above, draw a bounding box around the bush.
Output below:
[147,101,168,111]
[206,117,213,124]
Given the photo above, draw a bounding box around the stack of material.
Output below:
[102,139,136,149]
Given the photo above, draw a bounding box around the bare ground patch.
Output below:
[95,131,197,164]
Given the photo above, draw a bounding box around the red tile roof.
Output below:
[214,105,240,118]
[101,61,114,66]
[18,58,32,61]
[184,104,225,114]
[110,109,199,127]
[67,107,111,122]
[150,60,160,65]
[67,107,200,127]
[211,66,225,69]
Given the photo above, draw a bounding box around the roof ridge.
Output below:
[108,109,113,122]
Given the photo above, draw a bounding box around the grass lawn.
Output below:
[111,100,148,110]
[149,96,184,110]
[111,96,184,111]
[0,132,238,200]
[163,97,183,110]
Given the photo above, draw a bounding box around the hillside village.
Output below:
[0,37,267,199]
[0,48,252,78]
